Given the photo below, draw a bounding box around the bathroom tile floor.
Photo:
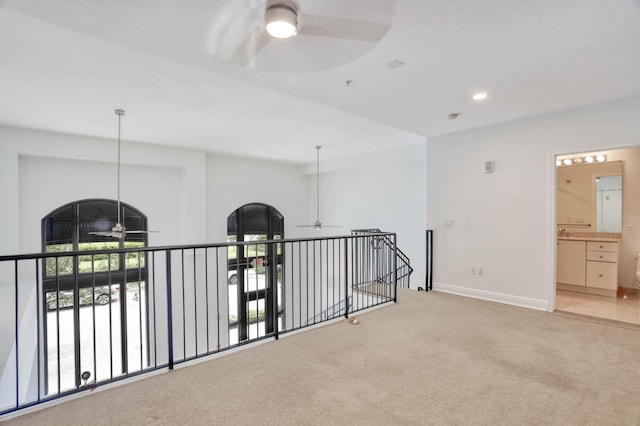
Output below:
[556,289,640,324]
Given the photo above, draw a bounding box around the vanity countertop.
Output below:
[557,236,621,242]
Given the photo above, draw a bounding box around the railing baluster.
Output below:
[138,252,144,370]
[14,260,19,409]
[205,248,210,353]
[152,251,158,369]
[107,254,114,380]
[35,259,42,404]
[344,238,349,319]
[91,255,97,385]
[56,257,61,395]
[165,249,174,370]
[192,248,198,357]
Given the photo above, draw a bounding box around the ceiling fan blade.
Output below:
[88,231,113,237]
[300,14,390,42]
[296,224,342,229]
[89,231,123,238]
[227,27,272,66]
[125,230,159,234]
[205,0,272,66]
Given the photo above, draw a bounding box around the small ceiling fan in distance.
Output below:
[89,109,156,239]
[298,145,341,230]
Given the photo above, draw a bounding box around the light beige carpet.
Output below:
[4,289,640,425]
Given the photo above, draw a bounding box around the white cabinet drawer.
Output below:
[586,251,618,263]
[586,261,617,290]
[586,241,618,253]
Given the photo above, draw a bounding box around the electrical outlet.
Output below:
[478,267,484,276]
[471,266,477,275]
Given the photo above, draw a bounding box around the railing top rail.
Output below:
[0,232,397,262]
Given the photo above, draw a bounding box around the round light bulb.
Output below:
[563,159,572,165]
[584,156,594,163]
[596,155,606,162]
[265,5,297,39]
[473,92,488,101]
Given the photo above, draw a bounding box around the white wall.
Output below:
[313,143,428,289]
[427,95,640,310]
[205,154,308,242]
[0,125,207,255]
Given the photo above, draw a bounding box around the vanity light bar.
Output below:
[556,155,607,166]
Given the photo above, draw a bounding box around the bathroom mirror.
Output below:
[595,174,622,232]
[557,160,623,233]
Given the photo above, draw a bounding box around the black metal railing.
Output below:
[351,229,413,289]
[0,232,399,415]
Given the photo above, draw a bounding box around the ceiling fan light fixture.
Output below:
[265,4,297,39]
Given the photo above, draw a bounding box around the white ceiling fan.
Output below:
[298,145,341,230]
[206,0,394,72]
[89,109,156,239]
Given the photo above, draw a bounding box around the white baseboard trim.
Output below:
[433,282,549,311]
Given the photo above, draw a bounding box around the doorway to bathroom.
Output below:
[554,147,640,324]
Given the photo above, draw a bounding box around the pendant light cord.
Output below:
[115,109,124,225]
[315,145,321,222]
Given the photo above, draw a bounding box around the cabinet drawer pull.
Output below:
[599,245,604,248]
[599,255,603,258]
[599,274,603,277]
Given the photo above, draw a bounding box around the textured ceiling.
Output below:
[1,0,640,164]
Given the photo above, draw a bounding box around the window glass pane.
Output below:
[43,205,74,245]
[78,241,120,272]
[242,204,268,234]
[227,234,237,260]
[45,244,74,277]
[122,206,146,243]
[78,200,117,243]
[124,241,145,269]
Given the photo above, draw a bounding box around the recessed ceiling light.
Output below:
[473,92,488,101]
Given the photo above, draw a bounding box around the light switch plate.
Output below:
[484,161,495,173]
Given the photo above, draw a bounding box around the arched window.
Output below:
[41,199,149,390]
[227,203,284,342]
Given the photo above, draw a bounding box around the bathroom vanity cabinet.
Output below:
[557,238,619,296]
[557,240,586,286]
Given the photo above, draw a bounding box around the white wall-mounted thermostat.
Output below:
[484,161,495,173]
